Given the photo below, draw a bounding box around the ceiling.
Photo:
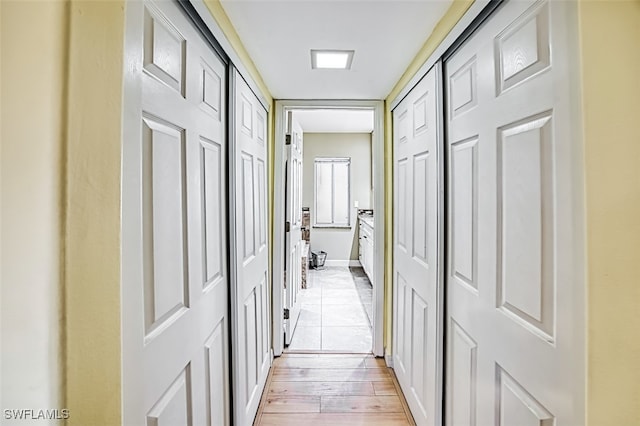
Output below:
[294,109,374,133]
[220,0,453,100]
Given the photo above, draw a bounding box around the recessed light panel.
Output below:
[311,50,355,70]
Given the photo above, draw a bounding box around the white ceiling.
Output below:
[220,0,453,100]
[294,109,374,133]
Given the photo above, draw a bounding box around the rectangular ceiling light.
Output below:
[311,50,354,70]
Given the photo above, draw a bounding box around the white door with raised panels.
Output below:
[445,1,584,425]
[230,69,271,426]
[122,0,230,424]
[393,64,443,426]
[284,112,304,345]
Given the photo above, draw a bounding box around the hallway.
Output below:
[254,353,415,425]
[289,267,373,352]
[3,0,638,425]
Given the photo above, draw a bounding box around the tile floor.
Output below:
[287,266,373,353]
[254,353,415,425]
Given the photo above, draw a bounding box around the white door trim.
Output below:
[228,66,241,425]
[273,100,385,357]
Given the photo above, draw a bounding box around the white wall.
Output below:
[1,0,66,417]
[303,133,372,261]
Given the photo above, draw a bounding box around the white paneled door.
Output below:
[445,1,584,425]
[284,112,304,345]
[122,1,230,424]
[231,69,271,426]
[393,64,443,426]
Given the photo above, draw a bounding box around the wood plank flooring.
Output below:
[253,354,415,425]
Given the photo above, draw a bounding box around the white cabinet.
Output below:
[359,217,374,283]
[365,239,373,282]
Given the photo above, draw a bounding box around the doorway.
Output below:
[290,118,374,352]
[273,101,385,357]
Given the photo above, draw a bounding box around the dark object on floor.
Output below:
[310,250,327,269]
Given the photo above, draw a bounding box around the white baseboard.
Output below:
[323,260,362,267]
[385,353,394,368]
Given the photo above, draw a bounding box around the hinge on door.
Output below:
[283,308,290,320]
[285,134,292,145]
[285,221,290,232]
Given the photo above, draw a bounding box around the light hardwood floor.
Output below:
[253,354,416,425]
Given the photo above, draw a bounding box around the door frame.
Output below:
[272,100,385,357]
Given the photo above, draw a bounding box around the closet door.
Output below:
[445,1,585,425]
[230,69,271,426]
[122,1,230,424]
[393,64,443,426]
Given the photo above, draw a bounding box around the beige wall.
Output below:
[303,133,372,262]
[64,1,125,424]
[1,1,126,423]
[578,1,640,424]
[1,0,67,417]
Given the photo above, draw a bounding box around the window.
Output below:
[314,157,351,227]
